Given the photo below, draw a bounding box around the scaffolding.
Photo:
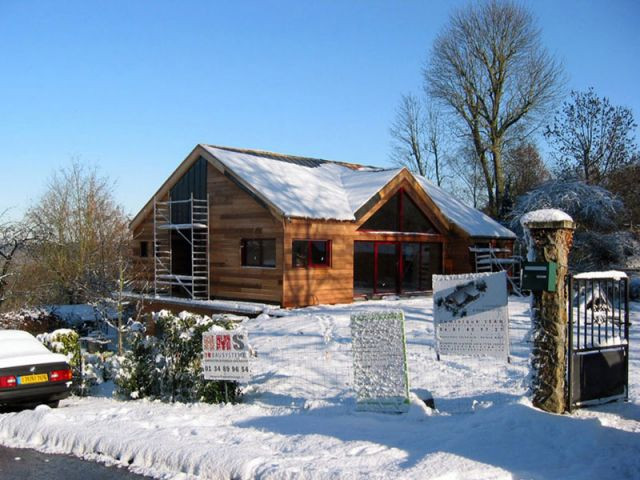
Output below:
[153,194,210,300]
[469,245,523,296]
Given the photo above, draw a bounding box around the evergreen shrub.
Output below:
[115,310,242,404]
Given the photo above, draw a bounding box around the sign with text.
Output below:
[350,310,410,414]
[433,272,510,361]
[202,329,250,382]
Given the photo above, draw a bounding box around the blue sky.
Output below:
[1,0,638,219]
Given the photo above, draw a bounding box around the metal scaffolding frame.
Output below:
[153,193,210,300]
[469,245,523,296]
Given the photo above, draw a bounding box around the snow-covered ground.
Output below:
[1,296,639,479]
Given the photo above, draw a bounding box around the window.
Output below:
[360,189,436,234]
[292,240,331,268]
[140,241,149,258]
[241,239,276,268]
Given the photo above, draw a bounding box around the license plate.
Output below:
[18,373,49,385]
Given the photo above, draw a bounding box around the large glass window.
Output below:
[292,240,331,268]
[353,241,443,294]
[360,190,436,233]
[354,242,375,293]
[241,239,276,268]
[401,243,421,292]
[376,243,398,292]
[360,194,398,231]
[403,193,436,234]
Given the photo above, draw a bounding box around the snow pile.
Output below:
[0,297,639,479]
[520,208,573,226]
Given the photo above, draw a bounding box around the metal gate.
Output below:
[567,274,630,411]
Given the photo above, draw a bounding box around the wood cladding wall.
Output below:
[207,163,284,304]
[282,220,355,307]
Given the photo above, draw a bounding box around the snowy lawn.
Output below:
[1,296,639,479]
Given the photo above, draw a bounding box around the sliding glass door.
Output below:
[354,241,442,295]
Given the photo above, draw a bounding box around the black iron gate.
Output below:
[567,274,630,411]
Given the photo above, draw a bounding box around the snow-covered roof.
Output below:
[138,144,515,239]
[203,145,402,221]
[416,176,516,239]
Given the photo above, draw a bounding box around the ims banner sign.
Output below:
[202,329,250,382]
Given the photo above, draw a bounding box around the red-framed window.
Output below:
[241,239,276,268]
[292,240,331,268]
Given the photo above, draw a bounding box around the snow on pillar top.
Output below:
[520,208,574,230]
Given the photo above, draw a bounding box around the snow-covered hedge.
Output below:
[37,328,87,394]
[37,329,82,368]
[115,311,241,404]
[0,308,63,334]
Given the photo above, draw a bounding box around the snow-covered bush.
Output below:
[37,328,85,394]
[37,329,81,367]
[510,180,624,234]
[115,311,241,404]
[81,351,117,389]
[510,180,639,270]
[0,308,63,334]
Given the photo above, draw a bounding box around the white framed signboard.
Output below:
[433,271,510,361]
[350,310,410,414]
[202,329,250,382]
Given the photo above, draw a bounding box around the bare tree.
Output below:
[545,88,638,185]
[425,0,563,218]
[390,94,428,176]
[504,142,550,199]
[448,145,488,209]
[25,161,131,305]
[390,94,450,185]
[0,213,35,310]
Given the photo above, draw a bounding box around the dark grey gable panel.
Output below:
[170,156,208,224]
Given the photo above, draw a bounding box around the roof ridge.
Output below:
[204,143,377,170]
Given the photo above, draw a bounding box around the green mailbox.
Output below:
[522,262,557,292]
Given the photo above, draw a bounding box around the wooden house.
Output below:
[130,144,516,308]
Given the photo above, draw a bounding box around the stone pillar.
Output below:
[524,216,575,413]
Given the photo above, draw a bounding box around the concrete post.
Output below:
[523,215,575,413]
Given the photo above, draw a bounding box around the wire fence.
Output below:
[242,310,525,414]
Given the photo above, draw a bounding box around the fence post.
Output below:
[523,214,575,414]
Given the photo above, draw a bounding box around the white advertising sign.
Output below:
[202,329,250,382]
[433,271,510,360]
[350,310,410,414]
